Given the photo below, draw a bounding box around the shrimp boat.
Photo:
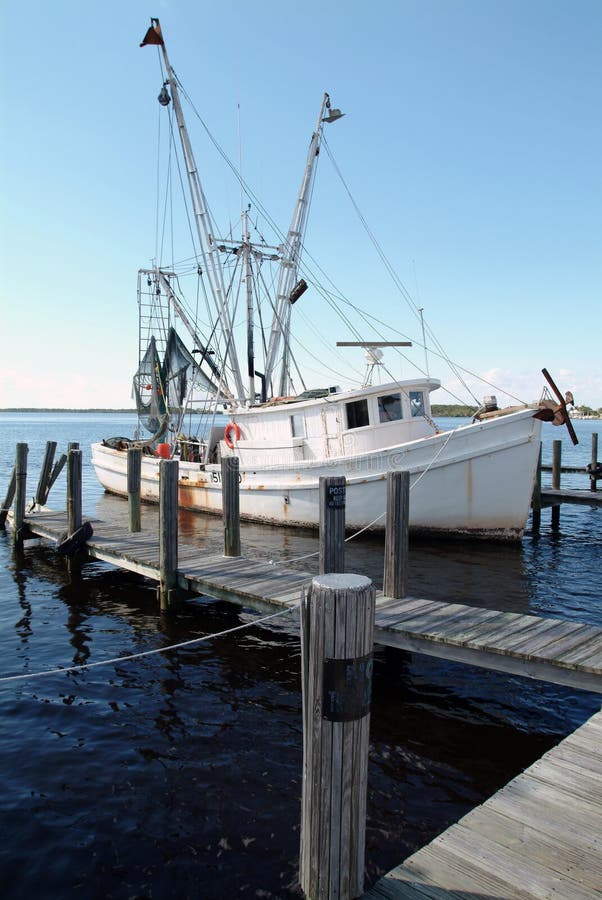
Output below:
[91,19,572,540]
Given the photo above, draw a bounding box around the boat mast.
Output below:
[141,18,246,402]
[263,93,343,397]
[242,208,256,403]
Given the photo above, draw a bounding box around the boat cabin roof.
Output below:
[231,377,441,417]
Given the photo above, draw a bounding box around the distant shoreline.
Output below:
[0,408,138,413]
[1,406,599,419]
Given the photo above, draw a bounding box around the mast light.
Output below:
[323,108,344,123]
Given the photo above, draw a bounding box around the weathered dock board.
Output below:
[19,509,602,693]
[375,596,602,693]
[541,488,602,508]
[363,707,602,899]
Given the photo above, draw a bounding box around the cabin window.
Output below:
[346,398,370,429]
[290,414,305,438]
[409,391,425,417]
[377,393,403,423]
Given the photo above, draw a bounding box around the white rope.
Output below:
[272,428,458,561]
[0,606,297,684]
[409,427,456,491]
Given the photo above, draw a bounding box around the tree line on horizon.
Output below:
[1,404,601,417]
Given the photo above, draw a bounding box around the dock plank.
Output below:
[364,710,602,899]
[21,508,602,691]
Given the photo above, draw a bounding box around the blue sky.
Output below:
[1,0,600,408]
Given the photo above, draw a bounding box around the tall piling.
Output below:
[221,456,241,557]
[300,573,375,899]
[159,458,179,610]
[383,470,410,599]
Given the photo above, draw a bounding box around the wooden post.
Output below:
[221,456,241,557]
[591,433,599,493]
[127,447,142,532]
[383,470,410,599]
[0,466,16,528]
[13,443,28,546]
[159,458,178,610]
[531,443,542,534]
[35,441,57,506]
[300,573,375,900]
[45,454,67,502]
[319,475,346,574]
[67,448,83,535]
[551,439,561,530]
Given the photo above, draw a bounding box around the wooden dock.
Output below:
[364,707,602,899]
[541,487,602,508]
[20,508,602,694]
[4,445,601,900]
[532,434,601,530]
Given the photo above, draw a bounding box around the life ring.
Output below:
[224,421,241,449]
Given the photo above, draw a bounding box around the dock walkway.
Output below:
[364,707,602,899]
[541,487,602,508]
[22,508,602,694]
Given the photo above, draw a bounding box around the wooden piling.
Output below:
[35,441,57,506]
[221,456,241,557]
[127,447,142,533]
[319,475,346,574]
[0,466,16,528]
[300,572,375,900]
[45,454,67,501]
[551,439,561,530]
[383,471,410,599]
[66,448,83,535]
[159,458,178,610]
[13,443,28,546]
[591,433,599,493]
[531,444,542,534]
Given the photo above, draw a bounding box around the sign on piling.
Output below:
[300,572,375,899]
[319,475,346,574]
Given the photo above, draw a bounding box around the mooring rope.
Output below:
[0,606,297,684]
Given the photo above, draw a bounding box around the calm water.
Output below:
[0,413,600,898]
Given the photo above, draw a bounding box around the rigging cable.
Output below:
[321,135,480,405]
[171,73,526,407]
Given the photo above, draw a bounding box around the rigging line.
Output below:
[411,427,456,489]
[289,331,364,386]
[310,275,526,405]
[173,77,383,386]
[320,135,481,404]
[167,111,203,269]
[173,77,514,405]
[322,135,415,310]
[0,608,297,684]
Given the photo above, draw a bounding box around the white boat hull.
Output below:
[91,409,542,539]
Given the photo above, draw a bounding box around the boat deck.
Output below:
[363,707,602,899]
[21,509,602,694]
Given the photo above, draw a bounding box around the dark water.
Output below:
[0,413,600,898]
